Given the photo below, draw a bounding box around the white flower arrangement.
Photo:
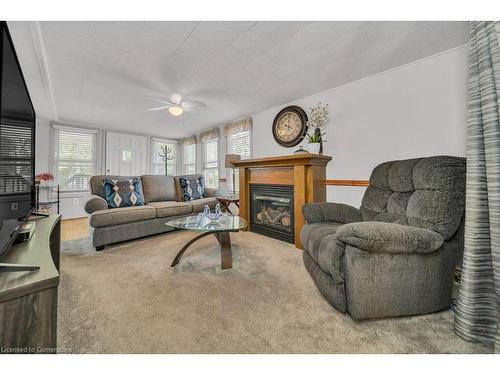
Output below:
[306,103,329,147]
[307,102,329,129]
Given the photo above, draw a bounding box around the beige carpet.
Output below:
[58,230,490,354]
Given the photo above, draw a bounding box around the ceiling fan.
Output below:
[146,93,206,116]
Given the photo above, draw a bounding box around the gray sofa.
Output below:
[85,174,219,250]
[301,156,466,320]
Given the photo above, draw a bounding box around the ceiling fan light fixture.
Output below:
[168,105,184,116]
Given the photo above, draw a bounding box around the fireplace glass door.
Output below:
[250,184,294,243]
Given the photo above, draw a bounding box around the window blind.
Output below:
[228,130,251,159]
[227,130,251,194]
[183,143,196,174]
[203,139,218,189]
[53,126,96,192]
[0,121,33,195]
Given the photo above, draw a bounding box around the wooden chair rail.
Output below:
[325,179,369,187]
[218,178,368,186]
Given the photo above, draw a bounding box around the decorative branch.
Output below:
[159,145,175,176]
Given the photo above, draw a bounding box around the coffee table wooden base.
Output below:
[171,231,234,269]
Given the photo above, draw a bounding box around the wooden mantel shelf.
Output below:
[234,153,332,249]
[232,153,332,168]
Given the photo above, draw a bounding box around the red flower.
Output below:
[35,172,54,181]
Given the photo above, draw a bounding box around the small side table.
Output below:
[36,184,60,214]
[216,197,240,216]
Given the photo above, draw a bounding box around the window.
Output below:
[53,125,97,192]
[227,130,251,194]
[202,139,218,189]
[151,138,177,175]
[0,120,33,195]
[183,143,196,174]
[122,150,132,162]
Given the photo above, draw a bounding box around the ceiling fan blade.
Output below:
[181,100,207,112]
[150,97,175,106]
[146,105,171,111]
[170,93,183,105]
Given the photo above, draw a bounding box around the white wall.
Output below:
[250,46,469,207]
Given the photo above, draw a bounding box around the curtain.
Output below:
[454,21,500,353]
[199,127,219,142]
[180,135,196,147]
[223,117,253,136]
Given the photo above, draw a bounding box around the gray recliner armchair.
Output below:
[301,156,465,320]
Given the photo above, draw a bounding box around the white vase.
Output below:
[308,143,321,154]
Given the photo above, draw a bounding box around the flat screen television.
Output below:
[0,21,36,257]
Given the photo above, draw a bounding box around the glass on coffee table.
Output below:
[166,213,247,269]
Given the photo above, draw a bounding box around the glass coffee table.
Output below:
[166,214,247,269]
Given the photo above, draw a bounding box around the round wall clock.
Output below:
[272,105,308,147]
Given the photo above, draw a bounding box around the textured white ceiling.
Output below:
[8,21,469,138]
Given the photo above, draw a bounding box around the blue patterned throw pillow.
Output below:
[179,176,207,201]
[103,177,145,208]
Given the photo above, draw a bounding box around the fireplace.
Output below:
[233,154,331,248]
[250,184,294,243]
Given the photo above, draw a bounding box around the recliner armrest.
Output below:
[336,221,444,254]
[302,202,362,224]
[85,195,108,214]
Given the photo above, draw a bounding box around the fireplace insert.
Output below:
[250,184,294,243]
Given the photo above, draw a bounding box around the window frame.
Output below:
[51,123,99,194]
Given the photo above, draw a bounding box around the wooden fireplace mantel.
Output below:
[233,154,332,249]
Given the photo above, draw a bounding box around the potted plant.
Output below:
[306,102,329,154]
[35,172,54,187]
[306,130,326,154]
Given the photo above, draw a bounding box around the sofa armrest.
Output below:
[205,188,221,198]
[302,202,362,224]
[85,195,108,214]
[336,221,444,254]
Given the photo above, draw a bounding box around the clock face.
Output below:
[272,106,308,147]
[276,112,302,142]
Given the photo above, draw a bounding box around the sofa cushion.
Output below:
[190,197,219,213]
[412,156,466,191]
[369,161,391,190]
[387,192,412,216]
[360,186,391,220]
[141,175,177,203]
[360,156,466,239]
[147,201,192,218]
[387,158,421,192]
[301,222,343,265]
[90,205,156,228]
[174,174,208,201]
[103,177,145,208]
[407,189,465,241]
